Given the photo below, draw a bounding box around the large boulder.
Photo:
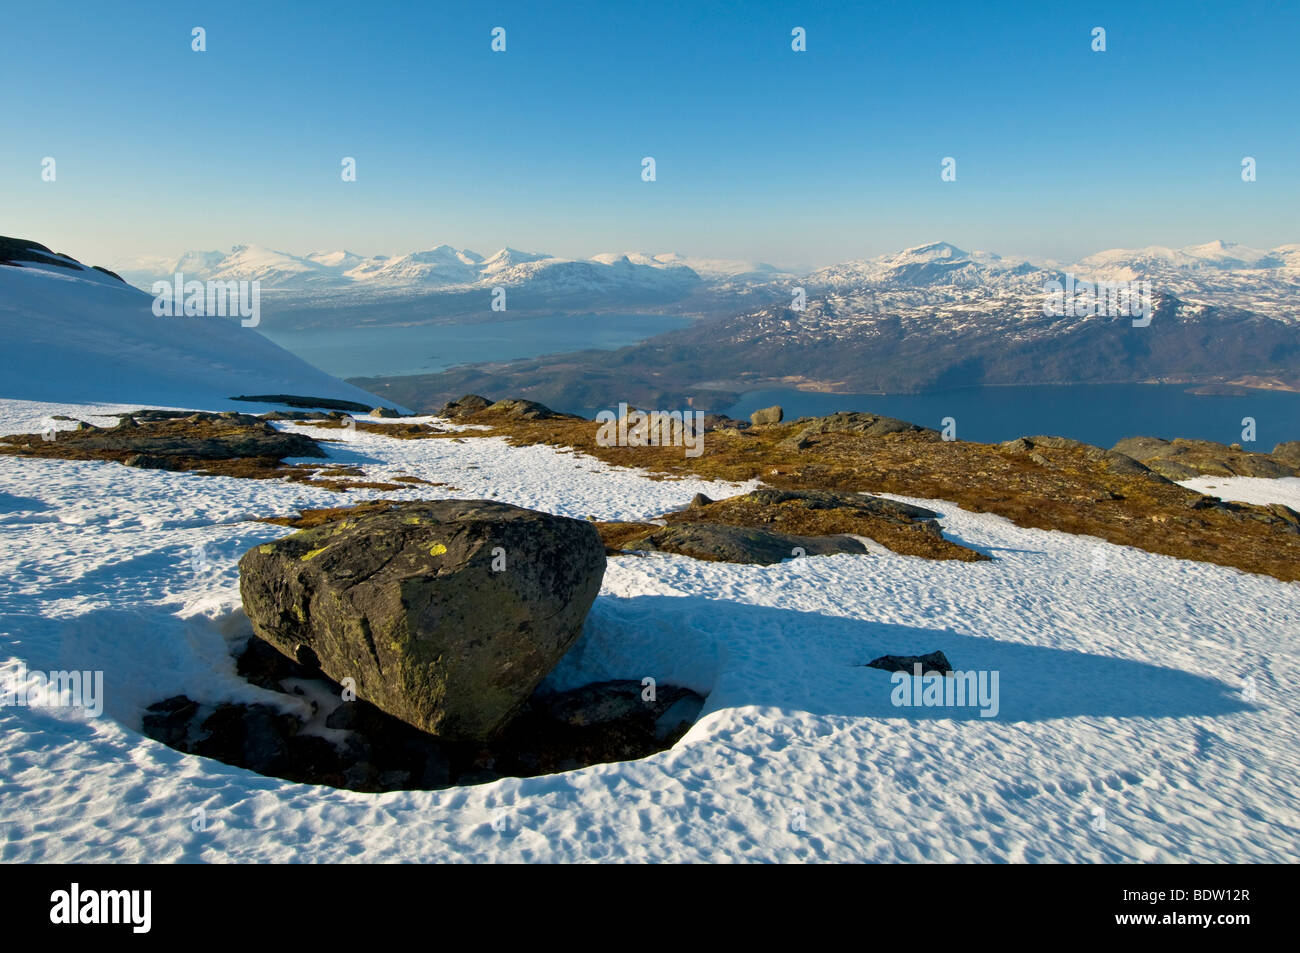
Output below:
[750,405,783,426]
[438,394,493,419]
[238,500,606,740]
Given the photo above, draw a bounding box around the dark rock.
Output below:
[142,664,704,794]
[741,487,937,523]
[699,413,749,432]
[231,394,374,413]
[865,651,954,676]
[238,499,607,740]
[58,412,325,463]
[630,521,868,564]
[689,492,713,508]
[439,394,493,418]
[141,696,200,748]
[122,453,176,470]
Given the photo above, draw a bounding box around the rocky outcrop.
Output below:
[629,522,869,564]
[238,499,606,740]
[1003,435,1163,479]
[638,487,985,563]
[0,410,325,468]
[1273,441,1300,468]
[750,405,783,426]
[779,411,936,450]
[436,394,581,422]
[1110,436,1299,480]
[438,394,493,418]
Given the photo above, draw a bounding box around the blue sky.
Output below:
[3,0,1297,269]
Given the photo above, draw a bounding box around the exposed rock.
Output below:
[779,411,936,450]
[483,398,578,421]
[865,651,954,676]
[1264,502,1300,526]
[1001,435,1167,481]
[122,453,176,470]
[1273,441,1300,468]
[629,521,868,564]
[142,640,705,793]
[740,487,937,522]
[750,405,784,426]
[0,410,326,472]
[640,487,983,563]
[689,492,713,508]
[1002,434,1089,451]
[238,499,607,740]
[370,406,400,418]
[1111,436,1298,479]
[258,411,321,421]
[699,413,749,432]
[438,394,493,418]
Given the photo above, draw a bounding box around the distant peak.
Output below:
[896,241,969,259]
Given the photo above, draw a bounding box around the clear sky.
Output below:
[3,0,1297,270]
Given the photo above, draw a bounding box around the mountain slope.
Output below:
[0,238,399,411]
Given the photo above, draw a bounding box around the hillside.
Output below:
[0,237,399,412]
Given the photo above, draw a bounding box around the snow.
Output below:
[2,396,1297,863]
[0,262,399,412]
[1178,475,1300,510]
[116,242,701,299]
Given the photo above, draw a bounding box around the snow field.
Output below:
[0,399,1296,862]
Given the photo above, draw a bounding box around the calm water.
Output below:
[261,312,692,379]
[723,384,1300,448]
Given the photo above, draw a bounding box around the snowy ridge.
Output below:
[115,243,704,300]
[0,257,398,411]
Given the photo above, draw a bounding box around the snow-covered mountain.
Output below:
[115,243,705,303]
[804,242,1038,291]
[1079,240,1285,275]
[0,238,397,411]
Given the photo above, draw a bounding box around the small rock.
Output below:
[865,651,954,676]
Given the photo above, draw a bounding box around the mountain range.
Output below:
[344,239,1300,412]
